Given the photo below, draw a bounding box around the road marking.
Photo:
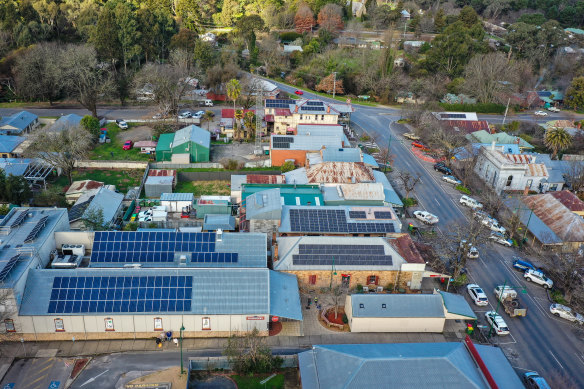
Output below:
[549,350,564,369]
[511,366,532,371]
[36,362,55,375]
[575,353,584,366]
[80,370,109,387]
[24,374,48,388]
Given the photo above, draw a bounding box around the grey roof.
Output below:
[245,188,282,220]
[439,291,477,319]
[271,134,343,151]
[0,158,30,176]
[161,192,194,202]
[297,124,344,136]
[203,214,236,231]
[146,176,174,186]
[0,135,25,153]
[373,171,403,208]
[298,343,523,389]
[49,114,83,132]
[269,271,302,320]
[362,154,379,168]
[275,236,405,271]
[0,111,37,132]
[83,187,124,225]
[230,175,247,192]
[350,294,445,318]
[173,125,210,149]
[19,268,301,318]
[284,168,308,185]
[504,197,562,244]
[322,147,361,163]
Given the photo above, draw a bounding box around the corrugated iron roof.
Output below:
[307,162,374,183]
[246,174,286,184]
[549,190,584,212]
[523,194,584,242]
[388,234,426,264]
[275,108,291,116]
[338,183,385,201]
[66,180,103,193]
[134,141,157,147]
[505,154,533,164]
[148,169,177,177]
[221,109,255,119]
[525,163,548,177]
[446,120,491,134]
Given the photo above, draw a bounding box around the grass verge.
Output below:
[175,180,231,196]
[231,374,284,389]
[89,124,150,161]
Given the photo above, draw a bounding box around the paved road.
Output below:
[0,357,74,389]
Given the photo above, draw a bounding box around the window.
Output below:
[506,175,513,187]
[308,275,317,285]
[104,318,114,331]
[154,318,163,331]
[382,304,387,309]
[526,179,533,188]
[321,115,324,120]
[341,274,351,287]
[202,317,211,330]
[4,319,15,333]
[300,114,303,120]
[359,303,364,308]
[367,275,378,285]
[54,318,65,332]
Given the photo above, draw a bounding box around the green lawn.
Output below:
[52,169,143,193]
[175,180,230,196]
[231,374,284,389]
[89,124,150,161]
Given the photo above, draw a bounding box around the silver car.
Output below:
[550,304,584,324]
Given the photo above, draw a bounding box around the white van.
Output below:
[204,99,213,107]
[460,195,483,210]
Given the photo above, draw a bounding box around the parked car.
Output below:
[513,258,537,272]
[460,195,483,210]
[178,111,192,119]
[479,216,506,234]
[524,269,553,289]
[547,106,560,113]
[403,132,420,140]
[295,90,304,95]
[433,163,452,175]
[193,110,205,118]
[534,110,548,116]
[460,240,479,259]
[523,372,551,389]
[485,311,510,336]
[122,140,133,150]
[115,119,128,129]
[467,284,489,306]
[442,175,462,185]
[549,303,584,325]
[412,141,428,150]
[413,210,439,224]
[489,232,513,247]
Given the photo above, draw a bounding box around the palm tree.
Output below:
[234,109,244,140]
[202,110,214,132]
[243,111,255,140]
[226,78,241,134]
[544,127,572,159]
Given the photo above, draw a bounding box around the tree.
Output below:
[544,127,572,159]
[223,328,282,374]
[564,161,584,192]
[194,41,216,70]
[434,9,446,32]
[234,109,244,140]
[114,0,141,73]
[543,253,583,306]
[506,21,566,68]
[458,5,479,28]
[137,6,176,62]
[14,42,63,104]
[258,36,285,78]
[169,28,197,51]
[462,53,519,104]
[294,3,315,33]
[396,170,421,201]
[281,160,295,172]
[25,127,93,185]
[316,73,344,95]
[1,173,31,205]
[565,76,584,111]
[243,110,255,139]
[202,110,214,132]
[90,5,121,64]
[236,15,265,52]
[428,124,469,164]
[80,115,100,139]
[82,207,107,231]
[226,78,241,133]
[317,4,344,34]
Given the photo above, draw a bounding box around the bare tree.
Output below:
[542,253,583,306]
[223,328,281,374]
[258,36,286,78]
[428,124,469,166]
[462,52,520,104]
[481,187,505,217]
[395,170,422,201]
[322,279,348,320]
[452,145,478,187]
[14,42,63,104]
[563,161,584,193]
[25,127,93,185]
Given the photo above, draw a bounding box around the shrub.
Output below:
[439,102,506,114]
[280,32,302,42]
[280,160,295,172]
[551,290,568,305]
[359,134,371,141]
[123,222,138,231]
[356,284,363,293]
[342,314,348,324]
[386,283,394,292]
[402,197,418,207]
[221,159,241,170]
[455,185,471,195]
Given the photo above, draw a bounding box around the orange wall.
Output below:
[271,150,308,166]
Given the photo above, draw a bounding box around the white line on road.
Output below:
[576,353,584,366]
[549,350,564,369]
[81,369,110,387]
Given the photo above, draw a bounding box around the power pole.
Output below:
[502,97,511,127]
[332,72,338,99]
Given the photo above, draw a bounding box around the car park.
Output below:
[122,140,133,150]
[295,90,303,95]
[549,304,584,325]
[513,258,537,272]
[413,210,439,224]
[534,110,548,116]
[433,163,452,175]
[178,111,192,119]
[524,269,553,289]
[489,232,513,247]
[467,284,489,306]
[485,311,510,335]
[459,195,483,210]
[442,175,462,185]
[523,372,551,389]
[403,132,420,140]
[115,119,128,129]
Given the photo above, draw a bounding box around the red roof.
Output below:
[246,174,286,184]
[148,169,177,177]
[388,234,426,264]
[207,92,226,101]
[446,120,491,134]
[275,108,291,116]
[221,109,255,119]
[550,190,584,212]
[264,114,274,122]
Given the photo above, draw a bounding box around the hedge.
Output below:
[439,102,506,114]
[280,32,302,42]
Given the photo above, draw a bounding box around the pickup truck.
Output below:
[494,285,527,317]
[403,132,420,140]
[413,210,439,225]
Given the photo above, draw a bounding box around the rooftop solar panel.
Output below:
[373,211,393,219]
[440,113,467,119]
[289,209,396,234]
[24,216,49,243]
[348,211,366,219]
[0,254,21,281]
[10,210,29,228]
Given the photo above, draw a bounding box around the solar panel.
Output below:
[265,99,293,108]
[373,211,393,219]
[24,216,49,243]
[289,209,396,234]
[0,254,21,281]
[272,136,294,149]
[349,211,366,219]
[293,254,392,266]
[306,101,324,106]
[440,113,466,119]
[300,106,325,112]
[47,275,193,314]
[10,210,28,228]
[68,196,95,221]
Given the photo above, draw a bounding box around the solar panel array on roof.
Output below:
[292,244,392,266]
[10,210,28,228]
[373,211,393,219]
[0,254,21,281]
[272,136,294,149]
[24,215,48,243]
[306,101,324,106]
[348,211,366,219]
[440,113,466,119]
[289,209,396,233]
[68,196,94,221]
[47,275,192,313]
[91,231,227,263]
[300,106,324,112]
[265,99,292,108]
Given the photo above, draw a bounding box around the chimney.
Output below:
[216,228,223,241]
[273,242,279,261]
[351,176,356,184]
[295,106,298,113]
[491,140,496,151]
[327,106,330,113]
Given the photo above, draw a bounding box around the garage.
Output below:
[160,193,194,213]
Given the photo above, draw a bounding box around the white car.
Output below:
[442,175,462,185]
[413,210,439,224]
[489,232,513,247]
[178,111,192,119]
[467,284,489,306]
[485,311,510,336]
[534,110,548,116]
[460,195,483,210]
[550,304,584,324]
[138,210,153,218]
[479,217,506,234]
[547,107,560,113]
[460,240,479,258]
[194,110,205,118]
[524,269,553,289]
[116,119,128,129]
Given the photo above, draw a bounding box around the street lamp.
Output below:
[180,324,185,374]
[329,257,337,290]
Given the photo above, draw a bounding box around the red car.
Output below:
[411,141,428,150]
[122,140,133,150]
[295,90,304,95]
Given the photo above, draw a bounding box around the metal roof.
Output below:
[0,135,25,153]
[372,171,403,208]
[19,268,300,318]
[549,190,584,212]
[350,294,445,318]
[388,234,426,264]
[307,162,375,183]
[467,130,534,149]
[161,193,194,202]
[146,176,174,186]
[269,271,302,320]
[271,134,343,151]
[504,197,562,244]
[156,133,174,152]
[203,214,236,231]
[0,111,37,132]
[362,153,379,168]
[0,158,30,176]
[242,184,322,206]
[173,125,210,149]
[298,343,523,389]
[82,187,124,225]
[284,168,308,185]
[322,147,361,163]
[245,188,283,220]
[439,291,477,319]
[521,194,584,243]
[49,114,83,132]
[296,124,344,136]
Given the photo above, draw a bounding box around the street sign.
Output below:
[3,384,15,389]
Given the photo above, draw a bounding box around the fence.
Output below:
[75,160,148,169]
[150,162,223,169]
[178,170,282,182]
[188,355,297,371]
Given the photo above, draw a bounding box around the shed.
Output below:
[155,125,210,162]
[134,140,157,154]
[193,196,232,218]
[145,176,174,198]
[48,114,83,133]
[203,214,236,231]
[160,192,194,212]
[0,135,25,158]
[0,111,38,134]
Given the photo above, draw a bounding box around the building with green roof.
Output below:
[466,130,534,151]
[241,184,323,206]
[155,125,210,162]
